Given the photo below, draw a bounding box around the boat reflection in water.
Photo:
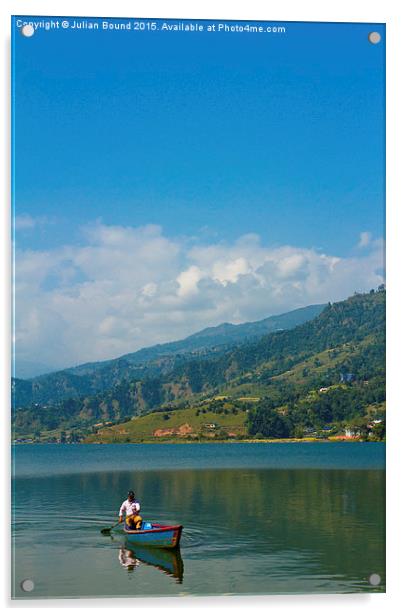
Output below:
[118,544,184,583]
[118,548,141,571]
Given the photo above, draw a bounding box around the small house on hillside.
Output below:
[303,427,317,436]
[345,426,361,438]
[367,419,383,430]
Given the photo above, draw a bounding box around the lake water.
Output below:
[12,443,385,599]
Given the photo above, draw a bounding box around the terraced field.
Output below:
[84,405,249,443]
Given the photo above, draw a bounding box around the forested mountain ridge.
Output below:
[12,303,324,408]
[12,289,385,439]
[162,288,385,394]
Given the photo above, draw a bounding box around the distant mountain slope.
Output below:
[12,303,324,408]
[12,290,385,438]
[156,303,325,349]
[13,359,56,380]
[65,303,324,375]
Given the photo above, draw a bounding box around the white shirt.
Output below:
[119,498,141,517]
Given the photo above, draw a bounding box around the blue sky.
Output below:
[12,18,385,372]
[13,18,384,254]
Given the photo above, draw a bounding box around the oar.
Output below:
[101,520,121,535]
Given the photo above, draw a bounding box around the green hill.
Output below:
[12,289,385,441]
[12,303,324,408]
[85,404,249,444]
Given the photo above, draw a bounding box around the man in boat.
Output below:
[119,490,143,530]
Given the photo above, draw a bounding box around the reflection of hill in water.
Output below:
[17,460,385,593]
[167,468,384,583]
[91,466,384,586]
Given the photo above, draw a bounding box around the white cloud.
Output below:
[141,282,157,298]
[212,257,251,285]
[14,214,50,231]
[177,266,204,297]
[14,215,36,231]
[13,223,385,370]
[358,231,372,248]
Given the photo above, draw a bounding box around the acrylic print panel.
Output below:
[11,16,385,599]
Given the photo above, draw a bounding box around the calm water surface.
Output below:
[12,443,385,598]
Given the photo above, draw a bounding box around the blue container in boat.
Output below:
[143,522,152,530]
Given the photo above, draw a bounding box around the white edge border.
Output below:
[1,0,401,613]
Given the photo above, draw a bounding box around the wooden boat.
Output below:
[123,522,183,549]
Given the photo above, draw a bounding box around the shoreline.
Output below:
[13,437,385,445]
